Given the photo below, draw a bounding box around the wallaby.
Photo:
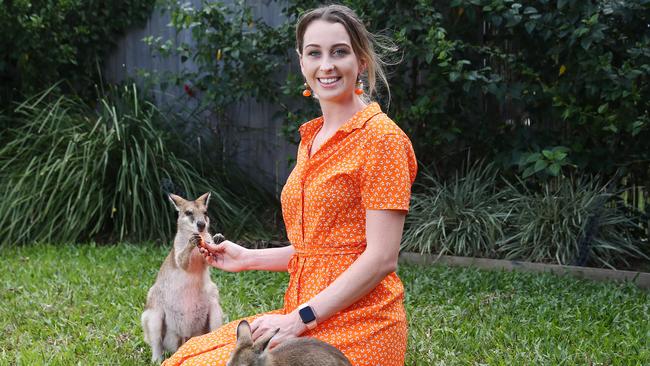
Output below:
[227,320,352,366]
[141,192,224,363]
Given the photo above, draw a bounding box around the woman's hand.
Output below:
[250,312,306,349]
[199,239,250,272]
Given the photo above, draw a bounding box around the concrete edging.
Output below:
[398,252,650,290]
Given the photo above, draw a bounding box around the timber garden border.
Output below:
[398,252,650,290]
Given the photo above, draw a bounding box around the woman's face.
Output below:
[300,20,364,104]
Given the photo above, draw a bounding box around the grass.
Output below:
[1,243,648,365]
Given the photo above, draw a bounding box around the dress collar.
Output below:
[298,102,383,140]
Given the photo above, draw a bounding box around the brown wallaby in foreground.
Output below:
[141,192,224,363]
[227,320,352,366]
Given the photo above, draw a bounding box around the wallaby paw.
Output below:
[188,234,202,249]
[212,233,226,244]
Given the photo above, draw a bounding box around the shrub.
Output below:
[500,176,648,268]
[0,0,156,110]
[402,161,510,257]
[0,84,273,245]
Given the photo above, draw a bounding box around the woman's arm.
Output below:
[246,244,296,272]
[251,209,405,345]
[201,241,295,272]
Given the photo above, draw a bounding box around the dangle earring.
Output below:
[302,82,312,97]
[354,77,364,95]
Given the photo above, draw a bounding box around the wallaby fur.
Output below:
[227,320,352,366]
[141,192,224,363]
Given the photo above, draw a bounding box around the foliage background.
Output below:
[1,0,647,185]
[0,0,647,266]
[0,0,156,110]
[156,0,649,186]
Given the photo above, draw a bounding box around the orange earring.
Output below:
[302,82,312,97]
[354,79,364,95]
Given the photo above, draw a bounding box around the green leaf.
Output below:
[506,14,523,27]
[523,6,538,14]
[425,51,434,64]
[553,151,568,161]
[522,165,537,178]
[542,150,554,159]
[561,108,571,120]
[525,153,542,163]
[597,103,608,114]
[548,163,561,176]
[534,159,548,173]
[525,21,535,34]
[631,121,645,136]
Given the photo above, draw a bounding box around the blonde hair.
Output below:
[295,4,398,103]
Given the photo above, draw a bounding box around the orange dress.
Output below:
[162,102,417,366]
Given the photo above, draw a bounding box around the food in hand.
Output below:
[195,235,207,250]
[192,235,215,256]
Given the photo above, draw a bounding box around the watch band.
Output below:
[298,303,318,330]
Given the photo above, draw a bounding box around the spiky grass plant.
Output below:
[402,162,510,257]
[500,176,648,269]
[0,84,272,245]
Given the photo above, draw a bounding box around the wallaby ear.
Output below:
[236,320,253,347]
[197,192,211,207]
[252,328,279,354]
[168,194,185,211]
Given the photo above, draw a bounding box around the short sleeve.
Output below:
[360,134,417,211]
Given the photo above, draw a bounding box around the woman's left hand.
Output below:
[250,312,306,349]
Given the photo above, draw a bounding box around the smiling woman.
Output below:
[162,5,416,366]
[300,20,361,105]
[295,4,396,106]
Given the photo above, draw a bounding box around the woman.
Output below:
[162,4,417,365]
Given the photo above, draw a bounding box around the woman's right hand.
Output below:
[199,239,250,272]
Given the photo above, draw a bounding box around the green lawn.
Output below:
[1,243,648,365]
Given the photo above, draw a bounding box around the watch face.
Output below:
[299,306,316,323]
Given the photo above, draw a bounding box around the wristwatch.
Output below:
[298,303,318,330]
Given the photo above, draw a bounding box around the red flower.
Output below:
[183,84,194,97]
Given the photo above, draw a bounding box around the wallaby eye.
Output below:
[184,210,193,216]
[203,211,208,215]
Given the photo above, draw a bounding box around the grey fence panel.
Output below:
[104,0,297,194]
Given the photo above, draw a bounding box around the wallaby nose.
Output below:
[197,221,206,232]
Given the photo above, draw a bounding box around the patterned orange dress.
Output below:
[162,102,417,366]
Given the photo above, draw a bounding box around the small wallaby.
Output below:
[141,192,224,363]
[227,320,352,366]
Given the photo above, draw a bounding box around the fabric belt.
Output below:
[285,244,366,310]
[293,245,366,257]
